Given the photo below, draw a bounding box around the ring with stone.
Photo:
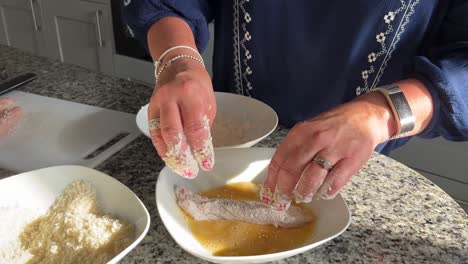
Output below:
[148,118,161,130]
[312,156,333,170]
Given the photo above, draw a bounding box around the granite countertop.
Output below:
[1,45,467,263]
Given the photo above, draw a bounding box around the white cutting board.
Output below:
[0,91,141,172]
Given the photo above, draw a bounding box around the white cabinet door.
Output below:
[390,137,468,184]
[0,0,47,56]
[389,137,468,211]
[42,0,114,75]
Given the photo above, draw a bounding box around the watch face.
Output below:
[387,87,415,134]
[377,86,415,136]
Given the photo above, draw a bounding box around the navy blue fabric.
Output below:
[123,0,213,52]
[123,0,468,153]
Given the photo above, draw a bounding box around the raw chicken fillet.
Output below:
[175,186,312,228]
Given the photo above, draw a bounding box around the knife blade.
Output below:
[0,73,37,96]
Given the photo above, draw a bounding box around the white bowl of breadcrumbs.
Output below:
[0,165,150,264]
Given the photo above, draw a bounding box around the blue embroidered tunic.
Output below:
[123,0,468,153]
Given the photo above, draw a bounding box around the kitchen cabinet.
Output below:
[0,0,48,56]
[0,0,212,82]
[389,137,468,212]
[41,0,114,75]
[113,54,154,85]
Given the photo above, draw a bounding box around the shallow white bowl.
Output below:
[0,165,150,264]
[136,92,278,148]
[156,148,351,263]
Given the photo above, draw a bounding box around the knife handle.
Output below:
[0,73,37,96]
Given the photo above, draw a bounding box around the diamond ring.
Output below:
[312,156,333,170]
[148,118,161,130]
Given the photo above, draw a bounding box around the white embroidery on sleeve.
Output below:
[233,0,253,96]
[356,0,421,96]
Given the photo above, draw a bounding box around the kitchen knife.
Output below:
[0,73,37,96]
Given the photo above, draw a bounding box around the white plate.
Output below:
[156,148,351,263]
[0,165,150,264]
[136,92,278,149]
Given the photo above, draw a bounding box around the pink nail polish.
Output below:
[259,185,273,205]
[182,169,196,179]
[273,192,292,211]
[261,196,271,203]
[201,158,213,170]
[277,203,288,211]
[194,116,215,172]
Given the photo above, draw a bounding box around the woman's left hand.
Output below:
[261,92,398,210]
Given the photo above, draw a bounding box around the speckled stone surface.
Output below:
[1,46,467,263]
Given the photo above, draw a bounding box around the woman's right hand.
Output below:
[0,97,22,138]
[148,57,216,178]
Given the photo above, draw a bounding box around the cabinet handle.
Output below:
[29,0,41,31]
[95,10,104,47]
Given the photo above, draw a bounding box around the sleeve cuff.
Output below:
[138,12,205,53]
[410,73,441,138]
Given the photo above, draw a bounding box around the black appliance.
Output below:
[110,0,151,61]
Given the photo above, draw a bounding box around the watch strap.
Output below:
[376,85,415,140]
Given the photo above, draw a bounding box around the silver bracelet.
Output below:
[155,54,205,84]
[375,85,415,140]
[154,46,201,75]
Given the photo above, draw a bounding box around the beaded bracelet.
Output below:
[154,45,201,78]
[155,54,205,84]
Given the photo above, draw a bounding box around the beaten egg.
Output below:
[181,182,315,256]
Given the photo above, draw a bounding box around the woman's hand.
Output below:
[261,92,398,210]
[148,58,216,178]
[0,97,22,138]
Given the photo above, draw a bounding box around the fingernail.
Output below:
[193,140,214,169]
[194,115,215,171]
[259,185,273,205]
[182,168,197,179]
[164,133,199,179]
[320,191,338,200]
[293,190,314,203]
[273,192,292,211]
[194,142,214,171]
[317,181,335,200]
[201,157,213,170]
[179,148,199,179]
[164,155,199,179]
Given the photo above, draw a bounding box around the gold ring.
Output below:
[312,156,333,170]
[148,118,161,130]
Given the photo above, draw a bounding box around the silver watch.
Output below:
[375,85,415,140]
